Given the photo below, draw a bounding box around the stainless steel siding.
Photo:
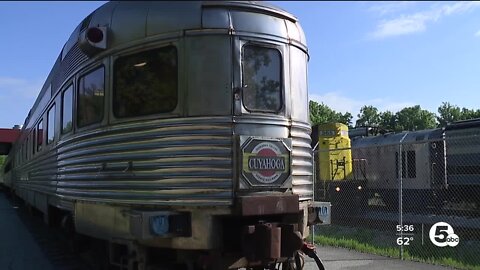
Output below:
[20,117,234,206]
[291,121,313,201]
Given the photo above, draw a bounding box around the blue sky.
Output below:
[1,1,480,128]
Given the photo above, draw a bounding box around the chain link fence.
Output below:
[312,130,480,270]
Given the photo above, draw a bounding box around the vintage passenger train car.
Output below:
[350,119,480,210]
[1,2,325,269]
[350,128,445,209]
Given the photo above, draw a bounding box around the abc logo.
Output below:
[429,222,460,247]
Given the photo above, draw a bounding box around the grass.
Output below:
[314,225,480,270]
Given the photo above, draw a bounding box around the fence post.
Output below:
[398,133,408,260]
[311,142,319,244]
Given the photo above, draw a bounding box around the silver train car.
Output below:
[351,129,445,209]
[351,119,480,210]
[1,1,324,269]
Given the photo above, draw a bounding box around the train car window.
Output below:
[78,67,104,127]
[242,45,282,112]
[113,46,178,118]
[395,151,416,178]
[36,120,44,152]
[407,151,416,178]
[47,104,55,144]
[62,85,73,134]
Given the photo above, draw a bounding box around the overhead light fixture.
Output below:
[134,62,147,67]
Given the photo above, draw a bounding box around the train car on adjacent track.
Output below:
[1,2,327,269]
[349,119,480,211]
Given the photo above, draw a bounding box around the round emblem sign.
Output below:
[241,138,291,187]
[249,142,285,184]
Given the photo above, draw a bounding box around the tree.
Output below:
[437,102,462,127]
[460,108,480,121]
[379,110,396,131]
[395,105,437,131]
[338,112,353,127]
[309,100,353,126]
[355,105,380,127]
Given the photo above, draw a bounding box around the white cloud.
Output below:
[475,30,480,37]
[368,1,418,16]
[369,2,480,39]
[310,91,415,121]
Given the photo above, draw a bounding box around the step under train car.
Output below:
[1,1,329,269]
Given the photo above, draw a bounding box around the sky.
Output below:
[1,1,480,128]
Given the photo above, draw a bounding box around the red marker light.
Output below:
[87,27,104,43]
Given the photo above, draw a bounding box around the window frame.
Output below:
[112,45,179,119]
[46,103,56,145]
[36,119,44,153]
[76,65,105,129]
[241,43,284,114]
[395,150,417,179]
[61,84,74,135]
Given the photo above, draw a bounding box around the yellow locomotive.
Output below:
[312,123,367,214]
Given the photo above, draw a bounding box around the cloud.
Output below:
[368,1,417,16]
[369,2,480,39]
[475,30,480,37]
[310,91,415,120]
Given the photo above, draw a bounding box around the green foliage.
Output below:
[309,100,353,126]
[437,102,462,127]
[379,110,397,131]
[0,156,5,167]
[310,100,480,131]
[356,105,380,127]
[395,105,437,131]
[435,102,480,127]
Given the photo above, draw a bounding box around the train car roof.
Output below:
[351,128,443,147]
[61,1,304,62]
[22,1,306,133]
[445,118,480,130]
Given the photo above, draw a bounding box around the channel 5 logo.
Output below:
[429,222,460,247]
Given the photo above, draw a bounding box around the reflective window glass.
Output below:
[47,104,55,144]
[78,67,104,127]
[113,46,178,118]
[242,45,282,112]
[37,120,43,152]
[62,85,73,134]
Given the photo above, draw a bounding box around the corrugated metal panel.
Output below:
[54,43,88,91]
[19,117,234,206]
[15,117,313,205]
[291,121,313,201]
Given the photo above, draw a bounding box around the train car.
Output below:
[351,128,446,209]
[444,118,480,206]
[2,2,327,269]
[349,119,480,211]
